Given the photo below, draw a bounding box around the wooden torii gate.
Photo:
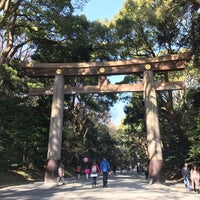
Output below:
[21,53,189,184]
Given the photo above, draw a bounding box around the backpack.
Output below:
[91,165,97,174]
[76,166,81,173]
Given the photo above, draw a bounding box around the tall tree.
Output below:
[0,0,89,66]
[110,0,197,184]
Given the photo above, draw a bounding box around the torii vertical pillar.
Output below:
[45,74,64,183]
[144,70,164,184]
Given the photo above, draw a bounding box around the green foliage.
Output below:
[0,95,49,170]
[0,0,89,66]
[112,0,199,172]
[111,0,194,58]
[185,88,200,165]
[61,91,118,167]
[62,115,118,168]
[0,64,49,170]
[116,92,148,167]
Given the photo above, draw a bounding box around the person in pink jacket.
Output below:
[84,166,90,180]
[190,165,200,193]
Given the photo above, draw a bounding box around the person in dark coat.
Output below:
[181,163,190,192]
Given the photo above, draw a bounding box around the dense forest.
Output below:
[0,0,199,183]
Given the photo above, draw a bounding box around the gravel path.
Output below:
[0,172,199,200]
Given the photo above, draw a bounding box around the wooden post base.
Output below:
[44,159,58,183]
[149,159,165,184]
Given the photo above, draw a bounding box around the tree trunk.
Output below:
[45,75,64,183]
[144,70,165,184]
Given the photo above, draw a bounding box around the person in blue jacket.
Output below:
[100,158,111,187]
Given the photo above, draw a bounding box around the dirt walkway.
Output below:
[0,172,199,200]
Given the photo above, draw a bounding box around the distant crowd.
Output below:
[57,158,111,188]
[56,159,200,194]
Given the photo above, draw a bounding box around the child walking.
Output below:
[84,166,90,180]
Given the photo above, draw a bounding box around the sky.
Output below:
[79,0,126,128]
[78,0,124,21]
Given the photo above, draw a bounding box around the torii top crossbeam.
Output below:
[20,54,189,77]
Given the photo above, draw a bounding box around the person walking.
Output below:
[144,165,149,180]
[84,166,90,180]
[90,160,100,188]
[100,158,111,187]
[190,165,200,193]
[181,163,190,192]
[57,161,65,186]
[76,165,81,180]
